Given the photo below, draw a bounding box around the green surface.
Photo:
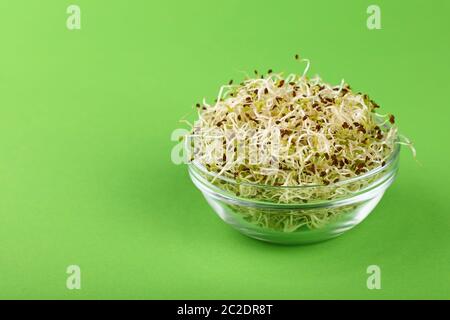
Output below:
[0,0,449,299]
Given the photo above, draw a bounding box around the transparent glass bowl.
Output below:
[188,145,399,245]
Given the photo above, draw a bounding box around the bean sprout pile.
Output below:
[186,55,413,231]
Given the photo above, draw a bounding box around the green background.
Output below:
[0,0,449,299]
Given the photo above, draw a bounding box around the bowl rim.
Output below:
[188,140,400,190]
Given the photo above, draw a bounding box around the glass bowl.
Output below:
[188,144,400,245]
